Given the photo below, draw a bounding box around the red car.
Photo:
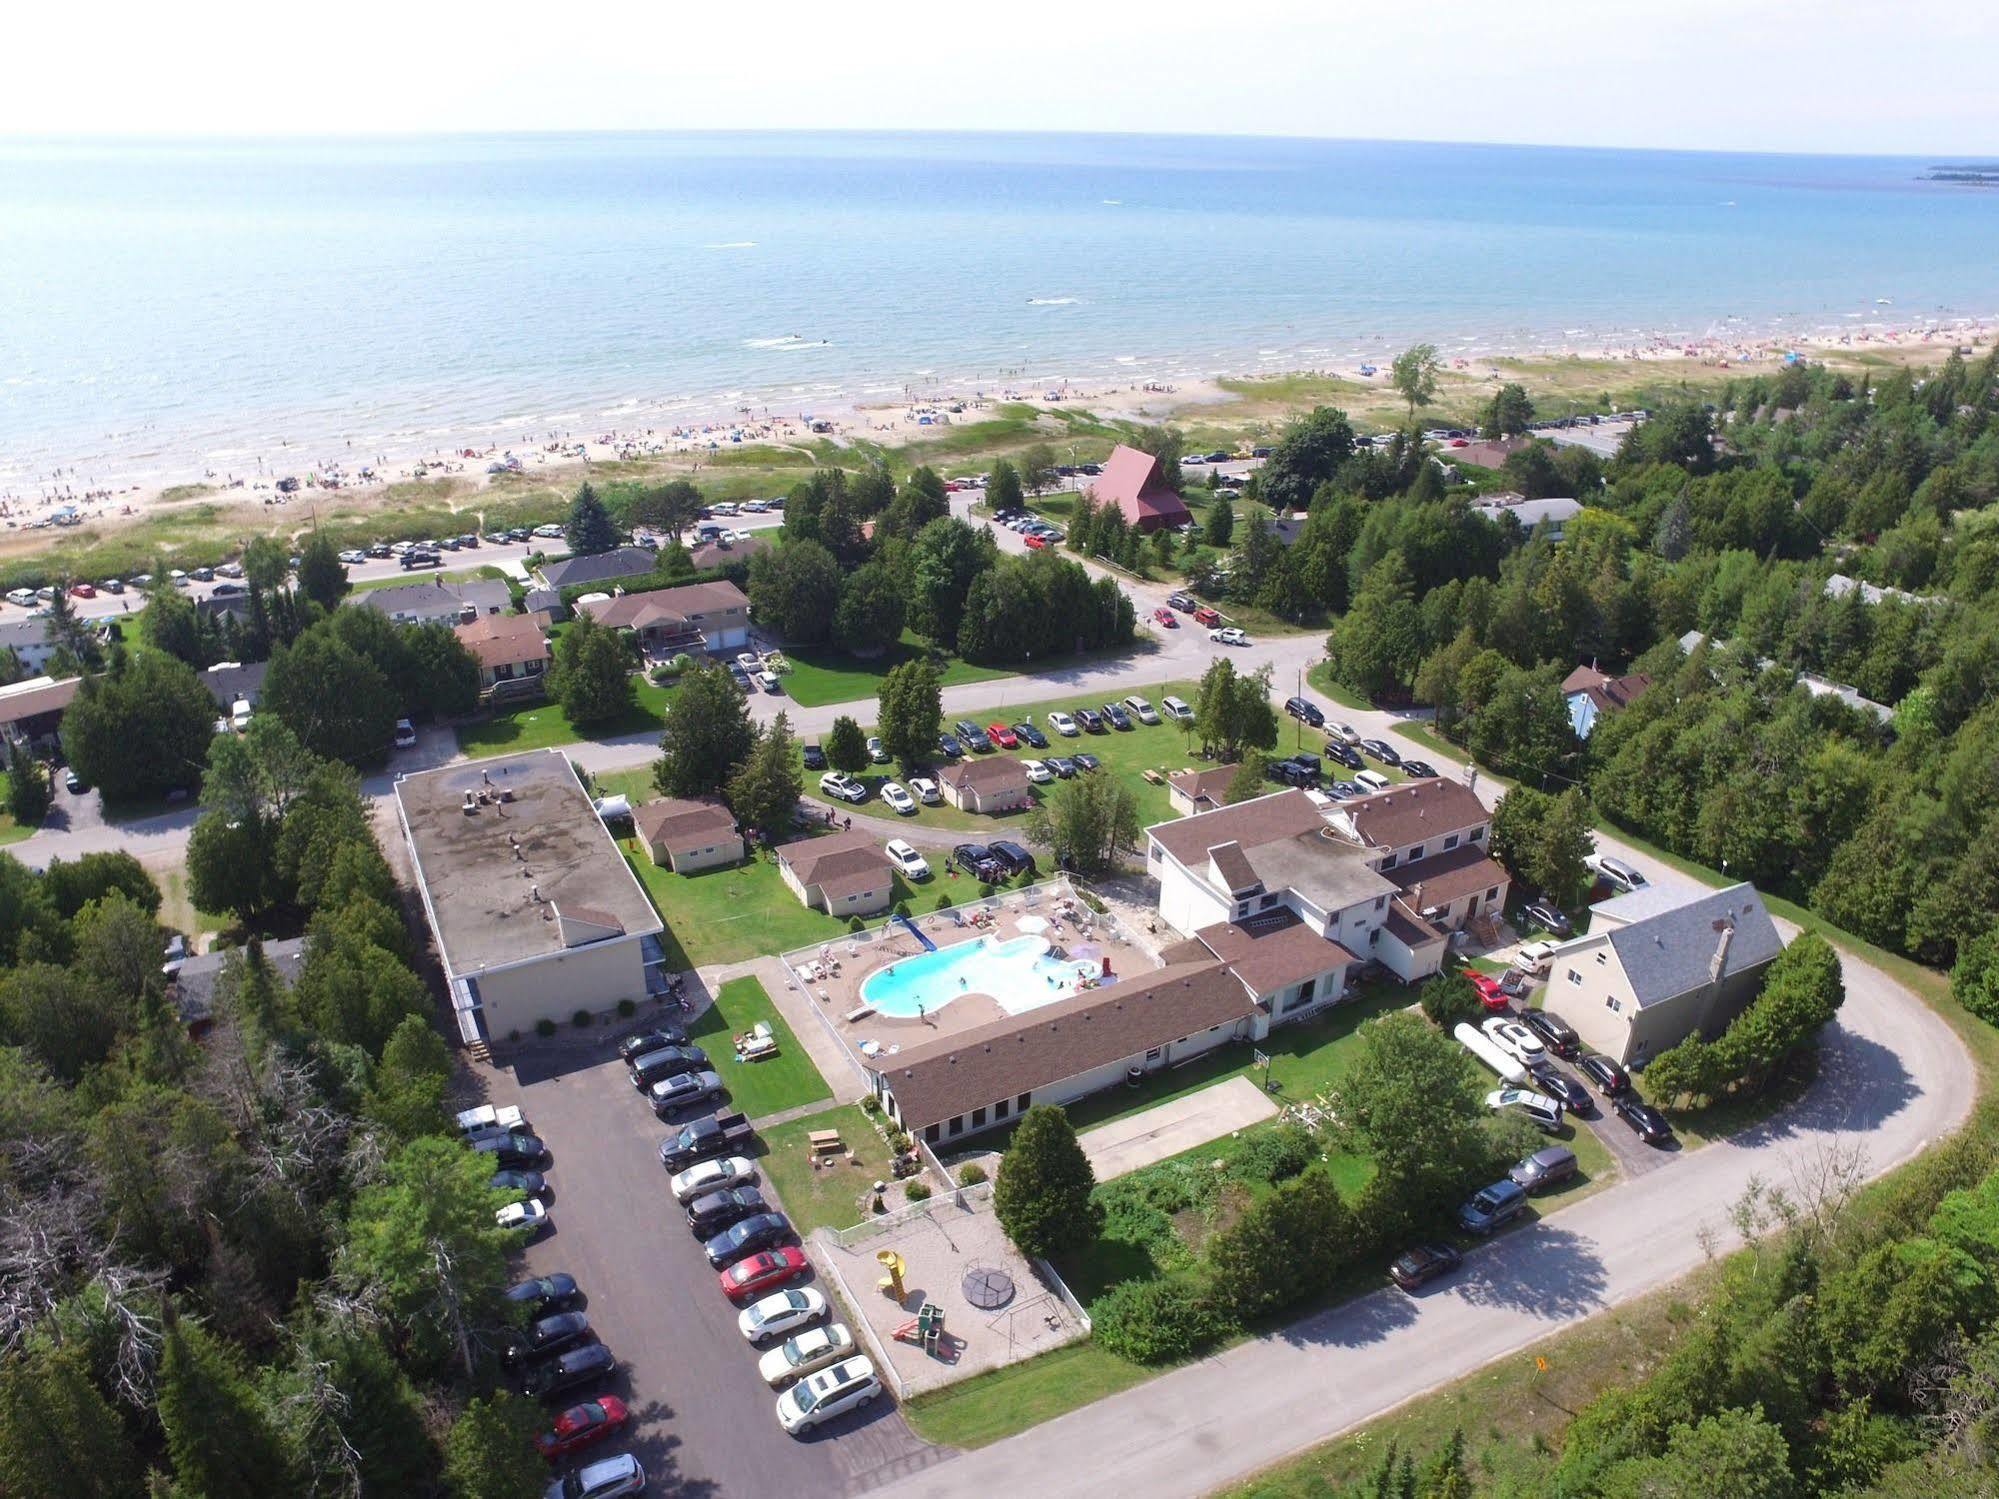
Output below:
[1023,533,1047,549]
[1462,967,1509,1011]
[535,1397,629,1462]
[720,1246,809,1302]
[70,582,96,598]
[985,723,1018,749]
[1192,605,1221,627]
[1152,607,1178,628]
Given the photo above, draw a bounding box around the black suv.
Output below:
[1578,1053,1631,1096]
[951,843,998,880]
[954,719,988,750]
[1520,1008,1580,1059]
[987,841,1036,878]
[502,1312,593,1367]
[1322,741,1365,771]
[1075,708,1106,733]
[1100,702,1133,731]
[629,1045,709,1090]
[505,1273,580,1316]
[519,1343,615,1401]
[1615,1095,1674,1145]
[1283,696,1325,727]
[1271,754,1322,788]
[686,1185,768,1236]
[618,1025,688,1062]
[802,744,826,770]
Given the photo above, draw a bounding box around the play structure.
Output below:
[893,1302,947,1355]
[876,1248,906,1301]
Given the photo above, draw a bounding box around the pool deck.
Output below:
[778,880,1163,1082]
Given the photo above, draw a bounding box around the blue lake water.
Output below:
[3,130,1995,486]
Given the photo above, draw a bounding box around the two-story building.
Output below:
[454,612,551,703]
[1321,777,1511,932]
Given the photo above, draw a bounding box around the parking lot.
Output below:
[492,1046,943,1497]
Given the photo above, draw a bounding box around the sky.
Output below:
[7,0,1997,155]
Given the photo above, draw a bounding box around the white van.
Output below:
[229,699,253,731]
[1354,769,1392,793]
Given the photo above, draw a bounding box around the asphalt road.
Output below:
[489,1045,943,1499]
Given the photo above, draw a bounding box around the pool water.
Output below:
[861,934,1101,1018]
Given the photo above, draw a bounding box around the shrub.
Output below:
[934,893,955,911]
[859,1095,882,1116]
[905,1180,932,1203]
[1952,928,1999,1028]
[893,902,911,919]
[1091,1274,1234,1364]
[1230,1125,1317,1186]
[535,1019,556,1038]
[1082,891,1108,913]
[1419,971,1485,1031]
[888,1129,912,1153]
[958,1162,988,1186]
[848,915,865,932]
[572,1009,592,1028]
[616,998,636,1018]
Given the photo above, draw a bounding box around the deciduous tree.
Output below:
[1025,769,1140,876]
[876,658,942,774]
[62,652,217,800]
[548,611,636,726]
[746,539,842,644]
[1392,342,1442,421]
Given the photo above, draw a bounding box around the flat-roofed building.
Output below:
[395,749,667,1044]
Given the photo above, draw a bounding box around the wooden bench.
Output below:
[807,1130,844,1156]
[1141,768,1165,786]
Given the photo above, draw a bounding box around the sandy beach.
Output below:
[5,312,1991,558]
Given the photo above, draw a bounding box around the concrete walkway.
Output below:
[1078,1075,1280,1180]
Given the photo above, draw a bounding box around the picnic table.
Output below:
[807,1129,844,1156]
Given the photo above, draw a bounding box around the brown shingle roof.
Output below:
[1338,779,1489,849]
[1383,899,1445,950]
[1207,840,1261,895]
[1086,444,1193,530]
[1194,914,1354,997]
[632,796,738,853]
[688,534,772,571]
[453,612,548,669]
[1389,844,1510,909]
[581,580,748,632]
[780,829,893,890]
[1146,789,1325,869]
[1167,764,1237,812]
[939,756,1032,792]
[1560,664,1652,714]
[878,959,1256,1130]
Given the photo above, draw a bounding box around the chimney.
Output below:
[1708,918,1735,987]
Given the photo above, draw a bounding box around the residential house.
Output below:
[1561,663,1653,739]
[1166,764,1238,817]
[1449,437,1531,470]
[0,674,79,750]
[776,830,896,917]
[523,585,565,620]
[1823,574,1940,608]
[1547,882,1783,1065]
[1085,444,1193,533]
[631,797,744,874]
[199,660,268,714]
[0,619,60,676]
[1473,493,1582,540]
[937,756,1033,814]
[169,937,308,1030]
[1678,630,1894,724]
[576,580,751,655]
[454,613,550,703]
[871,957,1259,1145]
[353,578,511,627]
[687,533,772,572]
[537,546,659,592]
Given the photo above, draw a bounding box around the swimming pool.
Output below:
[860,934,1101,1018]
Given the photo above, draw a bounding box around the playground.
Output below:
[813,1189,1089,1397]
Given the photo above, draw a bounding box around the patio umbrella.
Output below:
[1017,915,1049,934]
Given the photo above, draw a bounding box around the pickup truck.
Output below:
[658,1112,756,1173]
[456,1104,526,1136]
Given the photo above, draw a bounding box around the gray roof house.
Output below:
[536,546,659,591]
[200,660,269,710]
[1551,881,1785,1064]
[352,578,512,627]
[1473,493,1583,539]
[170,937,309,1028]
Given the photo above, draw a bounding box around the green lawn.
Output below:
[619,842,919,969]
[684,975,831,1120]
[458,678,671,755]
[904,1342,1154,1448]
[1304,661,1374,713]
[779,631,1017,708]
[756,1103,888,1236]
[801,677,1209,835]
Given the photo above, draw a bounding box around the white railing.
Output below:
[810,1243,913,1400]
[826,1181,994,1248]
[1033,1255,1094,1335]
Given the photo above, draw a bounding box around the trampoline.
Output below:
[962,1265,1016,1310]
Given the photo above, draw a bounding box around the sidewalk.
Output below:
[1077,1075,1279,1180]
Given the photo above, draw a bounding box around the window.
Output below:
[994,1098,1009,1120]
[1381,852,1397,870]
[1017,1092,1032,1112]
[1568,969,1582,985]
[1259,893,1280,910]
[1606,997,1622,1013]
[1469,826,1484,842]
[1374,895,1386,911]
[1596,952,1608,965]
[1485,887,1498,901]
[947,1116,964,1137]
[972,1107,987,1128]
[1443,833,1459,850]
[1145,1047,1162,1062]
[924,1123,940,1143]
[1409,845,1425,862]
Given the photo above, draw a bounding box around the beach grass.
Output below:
[684,975,831,1120]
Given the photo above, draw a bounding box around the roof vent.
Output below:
[531,885,544,903]
[461,791,478,815]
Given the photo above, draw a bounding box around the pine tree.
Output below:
[4,740,50,828]
[0,1340,140,1499]
[443,1394,545,1499]
[157,1318,295,1499]
[1204,497,1235,549]
[564,481,619,556]
[1418,1428,1475,1499]
[824,715,869,775]
[726,712,801,838]
[994,1104,1102,1258]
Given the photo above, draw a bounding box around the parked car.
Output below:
[497,1199,549,1235]
[704,1212,794,1268]
[1515,940,1559,975]
[880,782,916,815]
[987,840,1036,877]
[1399,758,1439,780]
[1328,722,1362,745]
[909,777,942,804]
[1531,1068,1595,1117]
[1323,740,1364,771]
[1100,702,1132,731]
[1586,853,1647,893]
[685,1185,768,1236]
[629,1045,708,1089]
[937,733,964,758]
[817,771,868,804]
[1162,695,1194,722]
[649,1069,724,1116]
[1357,738,1402,766]
[1022,758,1053,784]
[759,1323,857,1387]
[506,1274,581,1316]
[543,1453,645,1499]
[1458,1179,1530,1235]
[1283,696,1325,727]
[1578,1053,1631,1096]
[1192,605,1221,627]
[1123,694,1160,724]
[489,1168,547,1196]
[618,1025,687,1061]
[1272,754,1322,788]
[668,1155,755,1203]
[720,1247,811,1302]
[1153,606,1179,628]
[950,843,995,879]
[393,719,418,749]
[503,1312,594,1367]
[519,1343,616,1401]
[1353,769,1392,793]
[954,719,985,748]
[1075,708,1105,733]
[1209,626,1249,646]
[1486,1087,1564,1132]
[1167,591,1196,612]
[1388,1242,1462,1292]
[738,1287,829,1344]
[1072,752,1102,772]
[1048,711,1079,736]
[865,736,889,763]
[1509,1146,1579,1195]
[1521,901,1573,937]
[535,1397,630,1462]
[1614,1094,1674,1145]
[886,839,931,880]
[473,1132,547,1167]
[658,1112,755,1172]
[1013,721,1049,748]
[1519,1007,1580,1059]
[802,743,826,770]
[1047,756,1077,778]
[1483,1017,1548,1068]
[985,723,1018,749]
[776,1355,883,1435]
